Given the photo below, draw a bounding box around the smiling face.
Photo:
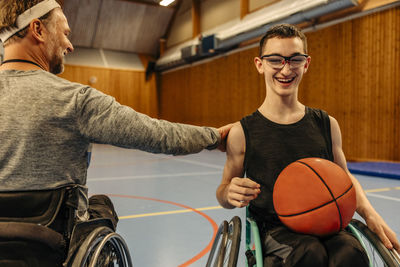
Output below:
[43,8,73,74]
[254,37,310,98]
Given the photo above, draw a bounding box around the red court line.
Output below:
[107,194,218,266]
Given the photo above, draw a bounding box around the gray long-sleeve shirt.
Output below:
[0,70,220,217]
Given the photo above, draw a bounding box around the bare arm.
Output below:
[216,122,260,209]
[330,116,400,252]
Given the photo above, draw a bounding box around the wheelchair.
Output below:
[207,210,400,267]
[206,216,242,267]
[0,186,132,267]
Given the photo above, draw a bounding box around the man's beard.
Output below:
[49,54,64,75]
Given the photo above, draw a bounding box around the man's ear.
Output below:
[254,57,264,74]
[29,19,46,43]
[303,56,311,73]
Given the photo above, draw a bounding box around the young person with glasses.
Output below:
[216,24,399,266]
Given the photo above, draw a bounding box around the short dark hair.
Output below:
[259,24,308,56]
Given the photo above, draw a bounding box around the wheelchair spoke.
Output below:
[88,232,132,267]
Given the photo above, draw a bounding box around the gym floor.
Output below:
[86,144,400,267]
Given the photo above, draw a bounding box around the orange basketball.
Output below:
[273,158,356,236]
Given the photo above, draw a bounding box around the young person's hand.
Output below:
[364,211,400,253]
[225,177,260,208]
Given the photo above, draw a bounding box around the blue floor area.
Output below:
[87,144,400,267]
[348,161,400,180]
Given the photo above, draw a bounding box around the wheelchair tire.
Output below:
[224,216,241,267]
[69,226,132,267]
[88,231,132,267]
[206,220,228,267]
[348,219,400,267]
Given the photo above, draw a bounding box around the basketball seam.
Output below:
[277,199,335,217]
[296,160,343,229]
[276,183,353,218]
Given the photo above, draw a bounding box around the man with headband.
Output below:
[0,0,232,230]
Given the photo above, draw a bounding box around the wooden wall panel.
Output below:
[59,65,158,118]
[160,7,400,162]
[300,7,400,161]
[160,48,265,127]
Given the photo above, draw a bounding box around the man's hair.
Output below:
[259,24,308,56]
[0,0,54,45]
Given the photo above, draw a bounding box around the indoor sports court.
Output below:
[1,0,399,266]
[86,145,400,266]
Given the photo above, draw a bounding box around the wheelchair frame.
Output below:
[347,220,400,267]
[206,216,241,267]
[0,186,132,267]
[244,216,400,267]
[206,220,229,267]
[66,225,132,267]
[208,212,400,267]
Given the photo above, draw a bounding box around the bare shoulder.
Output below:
[226,122,245,155]
[328,115,341,136]
[328,115,339,127]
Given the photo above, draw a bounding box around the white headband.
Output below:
[0,0,61,43]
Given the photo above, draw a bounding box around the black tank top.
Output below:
[240,106,334,229]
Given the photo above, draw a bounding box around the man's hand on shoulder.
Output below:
[217,122,236,152]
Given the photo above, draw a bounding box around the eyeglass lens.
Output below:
[263,55,307,69]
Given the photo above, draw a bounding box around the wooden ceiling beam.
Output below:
[240,0,249,19]
[192,0,201,38]
[162,0,181,39]
[159,0,181,56]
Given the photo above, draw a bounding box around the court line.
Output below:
[89,171,221,181]
[116,186,400,220]
[109,187,399,264]
[119,206,222,219]
[108,194,218,267]
[365,186,400,193]
[366,193,400,202]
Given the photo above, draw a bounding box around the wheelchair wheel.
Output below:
[88,232,132,267]
[347,219,400,267]
[206,220,228,267]
[223,216,241,267]
[70,226,132,267]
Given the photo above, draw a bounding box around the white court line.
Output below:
[366,192,400,202]
[89,171,222,182]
